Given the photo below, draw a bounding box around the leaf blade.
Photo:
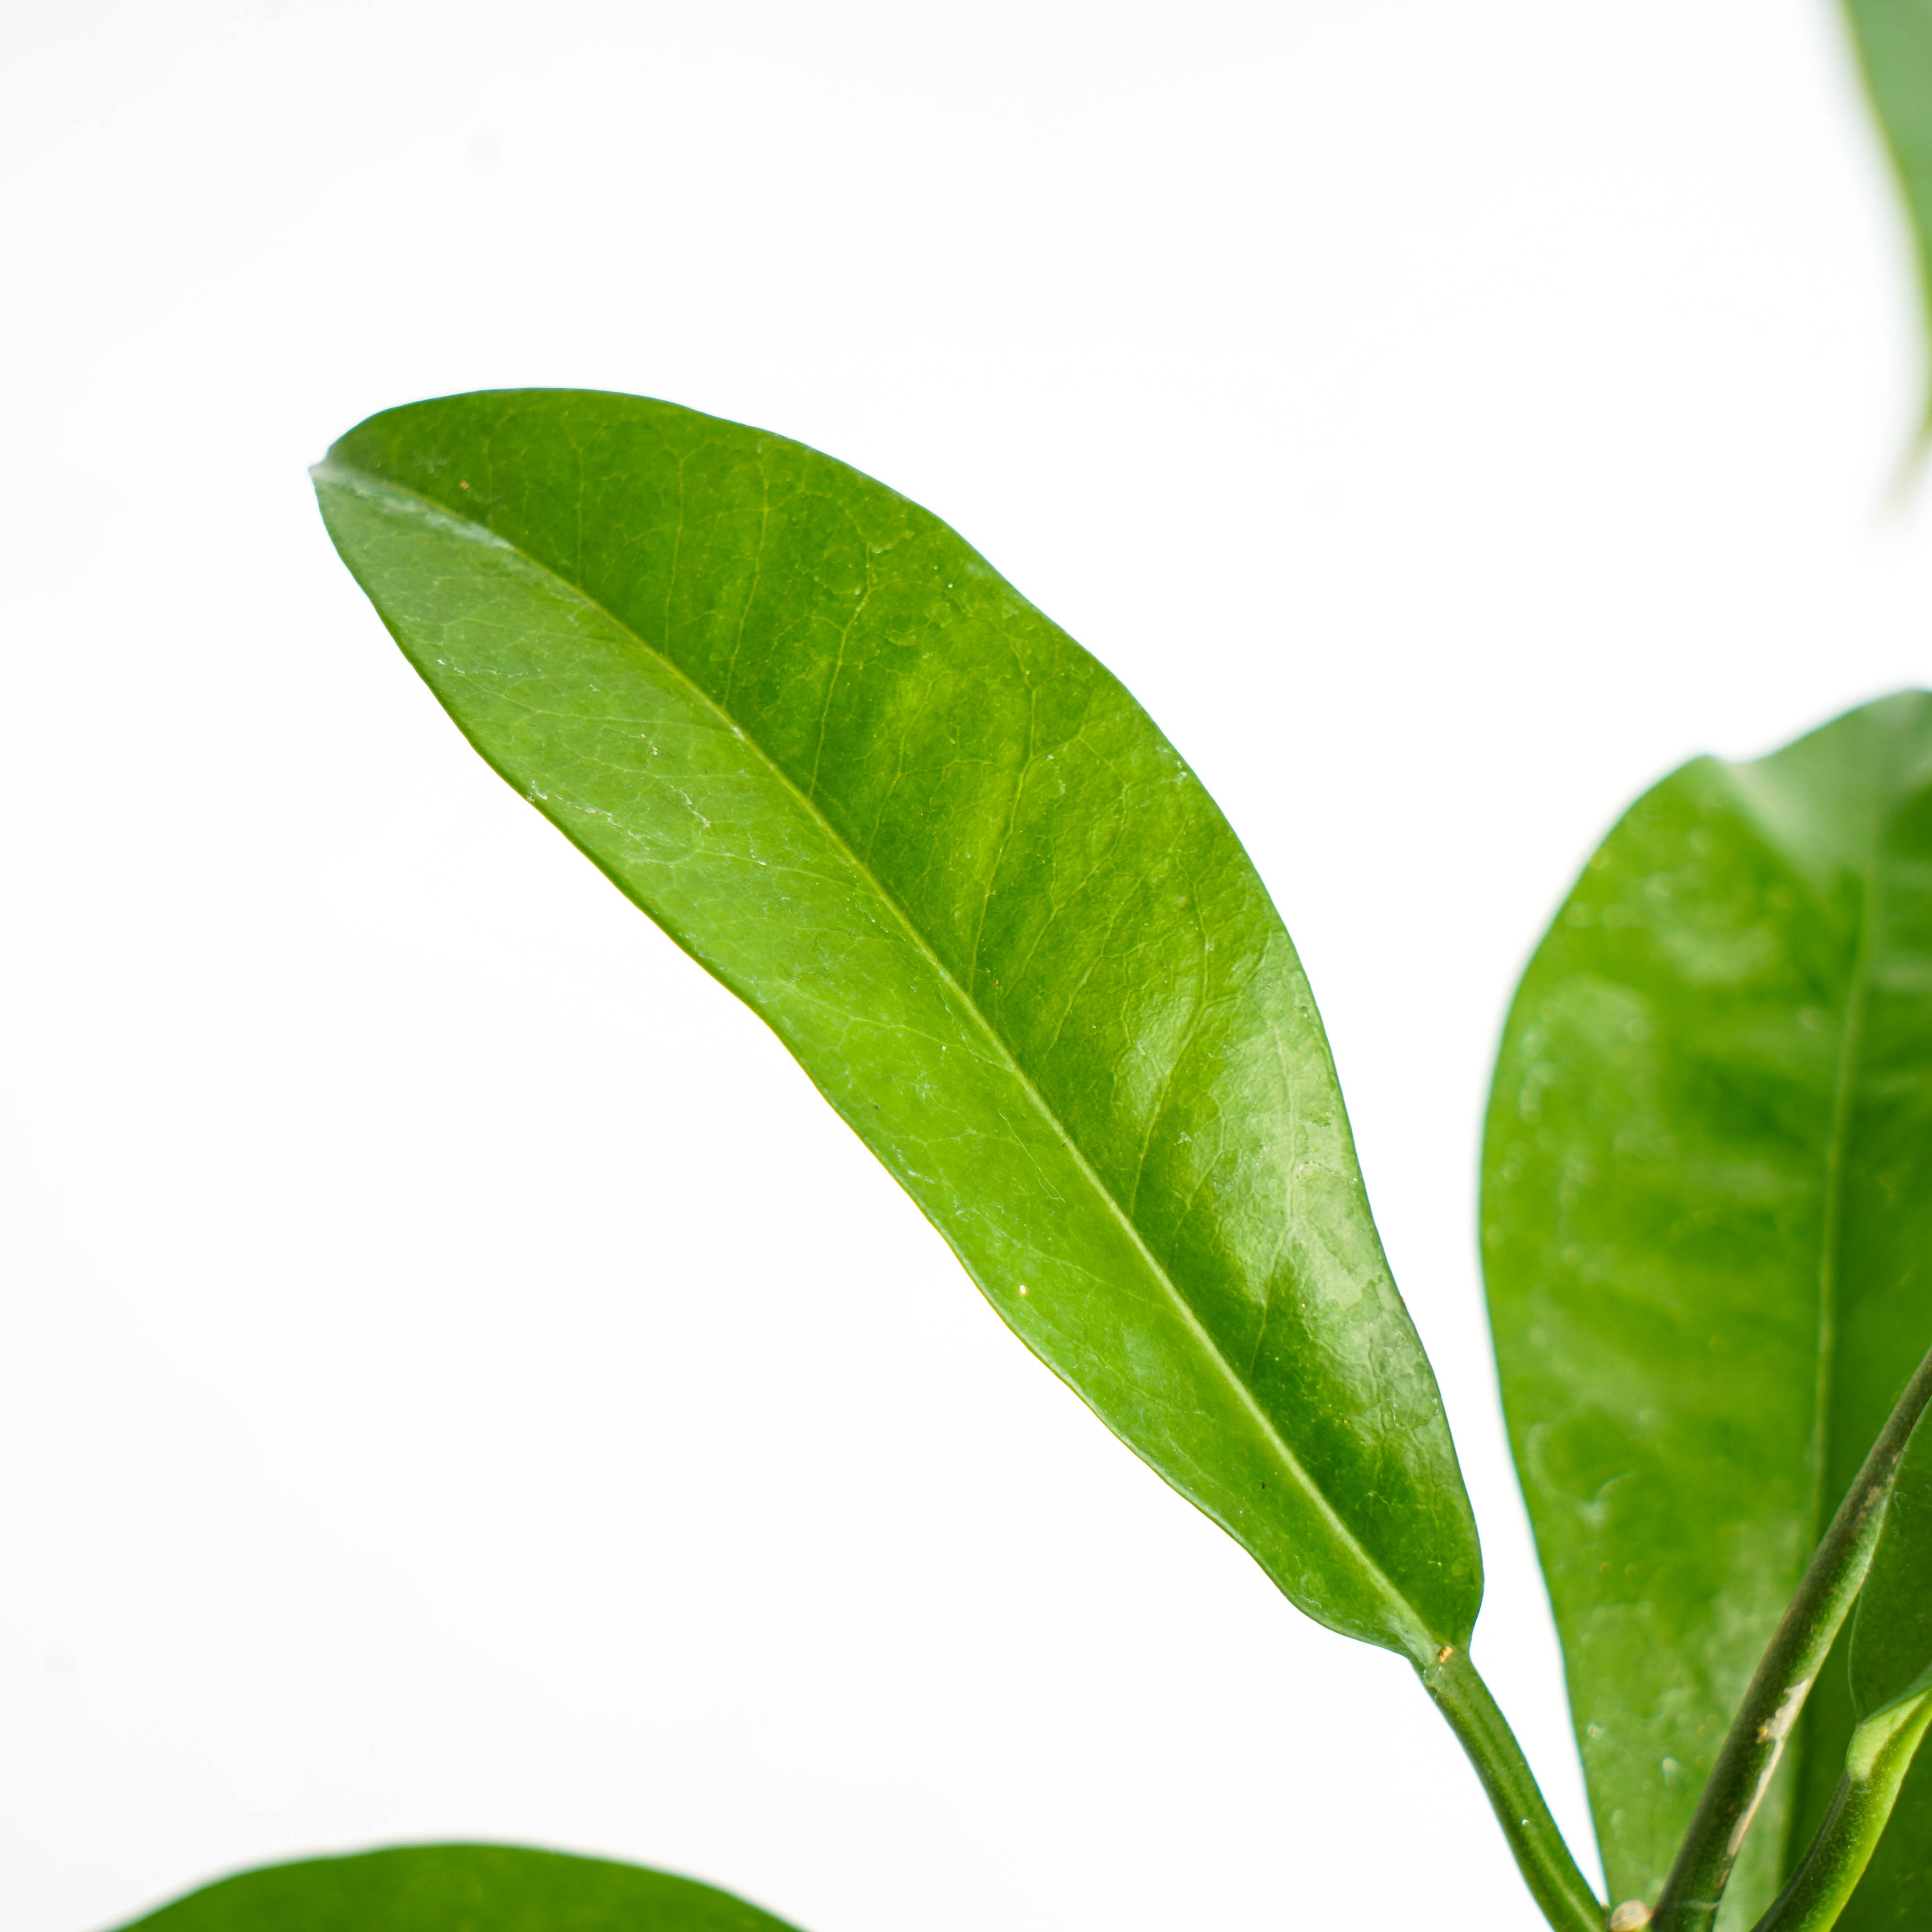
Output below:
[1854,1408,1932,1722]
[110,1843,804,1931]
[1841,0,1932,434]
[1481,693,1932,1922]
[313,389,1480,1660]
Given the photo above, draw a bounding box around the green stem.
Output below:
[1422,1647,1604,1932]
[1650,1343,1932,1932]
[1750,1691,1932,1932]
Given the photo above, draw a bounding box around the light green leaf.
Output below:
[312,388,1480,1663]
[1841,0,1932,433]
[1481,693,1932,1926]
[108,1844,804,1931]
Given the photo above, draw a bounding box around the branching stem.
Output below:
[1749,1690,1932,1932]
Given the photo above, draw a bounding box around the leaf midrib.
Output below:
[1814,861,1877,1546]
[316,457,1434,1655]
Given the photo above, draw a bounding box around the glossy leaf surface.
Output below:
[1842,0,1932,426]
[313,389,1479,1661]
[1482,693,1932,1925]
[111,1844,803,1931]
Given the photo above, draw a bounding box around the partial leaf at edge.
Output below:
[1840,1405,1932,1920]
[1853,1405,1932,1723]
[108,1843,804,1930]
[1480,694,1932,1927]
[1841,0,1932,435]
[312,388,1480,1661]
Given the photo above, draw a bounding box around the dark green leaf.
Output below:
[1841,0,1932,431]
[109,1843,804,1931]
[1481,693,1932,1924]
[1831,1408,1932,1926]
[312,388,1480,1662]
[1854,1409,1932,1721]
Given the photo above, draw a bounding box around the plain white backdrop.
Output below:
[4,3,1929,1928]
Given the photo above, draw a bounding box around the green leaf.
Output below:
[1830,1406,1932,1926]
[1647,1348,1932,1932]
[1747,1420,1932,1932]
[1841,1,1932,434]
[1854,1411,1932,1720]
[109,1843,805,1931]
[1481,692,1932,1926]
[311,389,1480,1664]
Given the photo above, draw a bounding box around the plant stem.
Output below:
[1650,1343,1932,1932]
[1422,1646,1604,1932]
[1749,1690,1932,1932]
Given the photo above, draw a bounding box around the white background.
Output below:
[3,3,1928,1928]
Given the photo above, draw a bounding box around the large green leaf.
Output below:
[109,1843,803,1930]
[312,389,1480,1663]
[1841,0,1932,429]
[1481,693,1932,1927]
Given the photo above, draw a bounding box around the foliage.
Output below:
[295,385,1932,1932]
[1829,1403,1932,1924]
[112,1846,799,1931]
[1843,0,1932,430]
[1484,697,1932,1928]
[311,393,1480,1666]
[72,11,1932,1932]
